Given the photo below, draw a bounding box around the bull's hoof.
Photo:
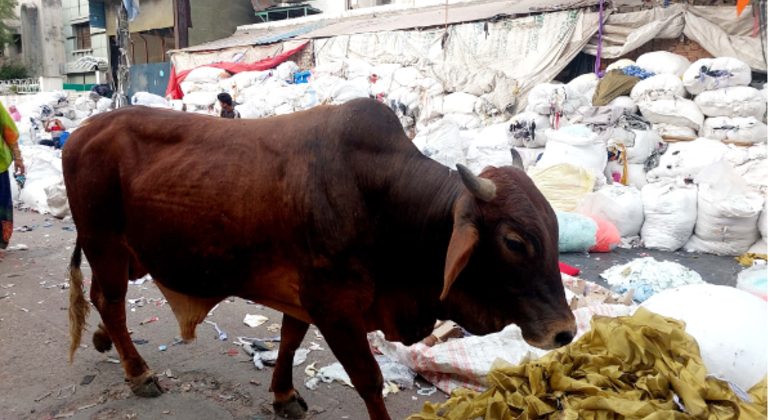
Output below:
[92,323,113,353]
[130,373,163,398]
[273,391,308,419]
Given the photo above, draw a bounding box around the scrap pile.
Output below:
[8,89,115,218]
[132,50,766,260]
[11,51,768,262]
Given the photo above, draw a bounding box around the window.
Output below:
[13,35,21,54]
[74,23,91,50]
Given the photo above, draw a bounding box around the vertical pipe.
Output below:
[139,32,148,64]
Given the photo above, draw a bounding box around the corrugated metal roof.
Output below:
[298,0,600,39]
[174,22,328,53]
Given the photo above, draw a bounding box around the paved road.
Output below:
[0,210,743,420]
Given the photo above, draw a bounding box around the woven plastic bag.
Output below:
[528,164,594,212]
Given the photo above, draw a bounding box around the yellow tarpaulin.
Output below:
[408,308,767,420]
[735,253,767,267]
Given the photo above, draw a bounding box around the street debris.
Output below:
[158,346,167,351]
[207,303,219,317]
[737,260,768,301]
[80,375,96,386]
[132,339,149,345]
[7,244,28,251]
[165,369,176,379]
[600,257,704,293]
[407,308,766,420]
[55,384,76,399]
[140,317,158,325]
[203,320,228,341]
[243,314,268,328]
[421,321,464,347]
[266,323,281,332]
[305,355,416,391]
[34,392,51,402]
[129,274,151,286]
[416,385,438,397]
[106,358,120,364]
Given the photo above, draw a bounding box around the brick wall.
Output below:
[599,36,714,70]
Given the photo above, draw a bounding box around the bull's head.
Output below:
[442,150,576,350]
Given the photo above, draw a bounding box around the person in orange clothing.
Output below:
[0,102,24,251]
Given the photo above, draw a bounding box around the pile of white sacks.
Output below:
[18,52,768,258]
[9,90,115,218]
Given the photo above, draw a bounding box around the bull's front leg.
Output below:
[271,314,310,419]
[302,282,391,420]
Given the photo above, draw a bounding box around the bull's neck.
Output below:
[376,151,465,250]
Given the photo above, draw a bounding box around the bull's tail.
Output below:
[68,239,90,364]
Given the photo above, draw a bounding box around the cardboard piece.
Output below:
[422,321,464,347]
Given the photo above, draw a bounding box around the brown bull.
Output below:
[64,98,575,420]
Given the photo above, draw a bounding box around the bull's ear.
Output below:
[442,223,478,300]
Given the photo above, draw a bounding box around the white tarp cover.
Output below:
[582,4,767,72]
[314,10,601,113]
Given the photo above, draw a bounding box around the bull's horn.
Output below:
[510,148,524,170]
[456,164,496,202]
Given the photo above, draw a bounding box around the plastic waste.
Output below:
[588,216,621,253]
[243,314,268,328]
[642,284,766,391]
[555,211,597,253]
[600,257,704,292]
[611,282,656,303]
[736,260,768,301]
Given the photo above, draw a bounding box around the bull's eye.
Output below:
[505,238,526,254]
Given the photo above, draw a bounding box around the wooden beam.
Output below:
[173,0,190,49]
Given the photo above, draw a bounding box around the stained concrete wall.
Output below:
[16,0,66,78]
[188,0,259,47]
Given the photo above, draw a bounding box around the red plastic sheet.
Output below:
[165,42,308,100]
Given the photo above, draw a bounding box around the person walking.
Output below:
[0,102,24,251]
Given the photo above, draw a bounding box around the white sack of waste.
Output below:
[466,123,517,175]
[748,238,767,254]
[412,119,466,168]
[700,116,767,143]
[621,129,661,165]
[392,66,424,88]
[514,147,545,170]
[537,125,607,178]
[526,83,582,116]
[605,161,648,190]
[684,166,764,256]
[371,63,401,80]
[638,99,704,131]
[694,86,765,119]
[74,96,96,112]
[601,257,703,292]
[44,179,71,218]
[313,62,346,79]
[96,97,112,112]
[760,195,768,239]
[606,96,637,114]
[344,58,372,80]
[652,123,697,139]
[567,73,599,103]
[630,74,686,102]
[646,138,728,182]
[131,92,171,108]
[442,92,479,115]
[734,158,768,191]
[641,284,767,392]
[636,51,691,78]
[442,113,481,130]
[682,57,752,95]
[331,80,370,104]
[606,59,635,71]
[508,112,550,148]
[528,163,595,212]
[640,180,698,251]
[275,61,300,81]
[185,67,230,84]
[578,185,644,237]
[183,91,218,109]
[21,176,60,214]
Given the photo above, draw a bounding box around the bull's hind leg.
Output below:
[271,315,310,419]
[86,242,162,397]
